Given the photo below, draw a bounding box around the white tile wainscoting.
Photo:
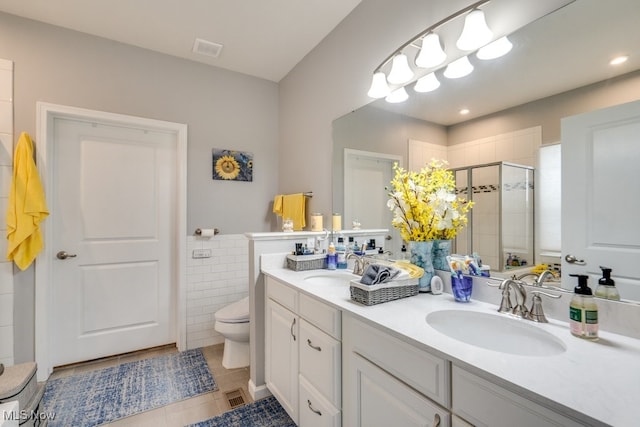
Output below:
[0,58,14,367]
[186,234,249,350]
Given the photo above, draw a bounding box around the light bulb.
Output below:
[387,53,414,85]
[414,72,440,93]
[477,36,512,60]
[367,72,391,98]
[610,55,629,66]
[457,9,493,51]
[385,87,409,103]
[415,33,446,68]
[444,56,474,79]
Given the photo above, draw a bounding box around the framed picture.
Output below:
[212,148,253,182]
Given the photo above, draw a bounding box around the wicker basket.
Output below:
[349,278,419,306]
[286,254,327,271]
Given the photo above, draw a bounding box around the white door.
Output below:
[344,149,401,255]
[49,115,178,366]
[561,100,640,301]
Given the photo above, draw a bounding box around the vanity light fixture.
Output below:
[415,33,447,68]
[367,71,391,98]
[414,72,440,93]
[610,55,629,66]
[477,36,513,60]
[367,0,497,100]
[387,53,415,84]
[444,56,474,79]
[456,9,494,51]
[385,86,409,103]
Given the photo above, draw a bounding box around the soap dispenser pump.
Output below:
[595,266,620,301]
[569,274,598,340]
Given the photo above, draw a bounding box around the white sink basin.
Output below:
[426,309,566,357]
[304,271,358,286]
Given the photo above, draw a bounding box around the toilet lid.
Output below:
[215,296,250,323]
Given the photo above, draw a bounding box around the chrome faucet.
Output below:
[496,278,561,323]
[513,270,556,287]
[505,279,529,318]
[347,252,366,275]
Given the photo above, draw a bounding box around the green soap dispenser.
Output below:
[569,274,598,340]
[595,266,620,301]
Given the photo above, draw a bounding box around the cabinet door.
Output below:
[562,100,640,299]
[265,299,298,422]
[344,352,449,427]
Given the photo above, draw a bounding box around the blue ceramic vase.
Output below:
[431,239,452,271]
[409,241,435,292]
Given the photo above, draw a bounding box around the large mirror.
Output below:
[332,0,640,290]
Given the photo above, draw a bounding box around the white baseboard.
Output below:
[248,379,271,401]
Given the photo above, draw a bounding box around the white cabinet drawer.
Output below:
[452,366,585,427]
[344,314,450,407]
[299,319,341,407]
[300,292,341,339]
[266,276,298,312]
[299,375,341,427]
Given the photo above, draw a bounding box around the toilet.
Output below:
[214,296,250,369]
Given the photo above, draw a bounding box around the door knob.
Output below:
[564,254,586,265]
[56,251,77,260]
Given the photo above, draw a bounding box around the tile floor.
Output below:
[48,344,253,427]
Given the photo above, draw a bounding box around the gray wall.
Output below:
[279,0,473,218]
[0,12,279,362]
[448,70,640,145]
[332,105,447,216]
[0,12,279,236]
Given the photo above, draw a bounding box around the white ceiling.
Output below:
[0,0,362,82]
[0,0,637,125]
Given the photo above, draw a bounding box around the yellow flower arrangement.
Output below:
[387,159,473,241]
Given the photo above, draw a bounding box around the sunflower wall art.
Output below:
[212,148,253,182]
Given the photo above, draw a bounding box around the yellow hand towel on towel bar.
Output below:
[282,193,306,231]
[6,132,49,270]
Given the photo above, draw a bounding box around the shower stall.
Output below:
[452,162,534,273]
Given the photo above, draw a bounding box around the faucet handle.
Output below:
[496,279,513,313]
[527,290,561,323]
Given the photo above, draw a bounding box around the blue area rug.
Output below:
[187,396,296,427]
[42,348,217,427]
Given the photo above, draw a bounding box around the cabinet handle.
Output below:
[307,339,322,352]
[291,318,296,341]
[307,399,322,416]
[433,413,441,427]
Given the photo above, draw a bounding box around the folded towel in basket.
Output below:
[360,264,402,285]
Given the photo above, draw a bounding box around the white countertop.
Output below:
[262,265,640,426]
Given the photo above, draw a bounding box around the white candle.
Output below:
[311,213,323,231]
[332,213,342,231]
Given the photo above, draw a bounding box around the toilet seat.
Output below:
[214,296,249,323]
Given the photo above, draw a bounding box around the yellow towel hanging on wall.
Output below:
[6,132,49,270]
[282,193,306,231]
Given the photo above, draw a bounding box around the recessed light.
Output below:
[460,108,470,115]
[610,55,629,66]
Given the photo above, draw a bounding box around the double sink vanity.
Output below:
[261,254,640,427]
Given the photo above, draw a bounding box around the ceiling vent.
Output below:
[192,38,223,58]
